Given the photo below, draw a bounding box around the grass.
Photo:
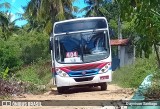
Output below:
[15,59,53,94]
[112,54,157,88]
[16,59,52,85]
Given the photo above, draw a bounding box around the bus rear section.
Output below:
[50,17,112,93]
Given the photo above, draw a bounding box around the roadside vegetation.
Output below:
[144,71,160,100]
[16,60,51,85]
[0,0,160,99]
[112,54,157,88]
[0,32,51,97]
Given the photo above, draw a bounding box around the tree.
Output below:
[23,0,78,34]
[117,0,160,68]
[1,12,20,40]
[0,1,19,40]
[81,0,110,17]
[82,0,135,39]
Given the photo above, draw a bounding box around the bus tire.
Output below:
[57,87,67,93]
[100,82,107,91]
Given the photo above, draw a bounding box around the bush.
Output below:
[0,39,22,72]
[144,70,160,100]
[0,32,50,73]
[0,67,9,80]
[20,32,49,64]
[0,31,51,95]
[15,59,52,85]
[112,54,156,88]
[12,32,50,65]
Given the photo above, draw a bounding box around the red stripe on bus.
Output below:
[60,67,71,72]
[97,63,107,69]
[61,62,111,71]
[52,62,111,73]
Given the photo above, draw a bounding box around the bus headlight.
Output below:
[99,65,109,74]
[56,68,69,77]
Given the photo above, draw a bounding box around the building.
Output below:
[110,38,135,71]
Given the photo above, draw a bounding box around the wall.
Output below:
[111,44,134,70]
[119,45,134,67]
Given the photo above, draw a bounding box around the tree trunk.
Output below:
[154,43,160,69]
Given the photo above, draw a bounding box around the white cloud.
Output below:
[12,0,16,4]
[18,7,24,13]
[10,13,16,22]
[6,12,15,22]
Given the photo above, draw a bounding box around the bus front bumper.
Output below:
[55,70,112,87]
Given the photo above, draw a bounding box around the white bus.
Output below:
[50,17,112,93]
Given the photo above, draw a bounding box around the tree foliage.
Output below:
[23,0,78,34]
[117,0,160,67]
[82,0,135,39]
[0,2,20,40]
[81,0,110,17]
[0,0,79,74]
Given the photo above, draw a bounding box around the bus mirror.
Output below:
[49,37,53,51]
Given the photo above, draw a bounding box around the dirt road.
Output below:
[1,84,134,109]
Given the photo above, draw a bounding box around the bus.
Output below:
[50,17,112,93]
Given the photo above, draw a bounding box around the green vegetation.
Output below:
[116,0,160,99]
[0,31,51,95]
[81,0,135,39]
[142,70,160,100]
[15,60,52,94]
[112,54,157,88]
[118,0,160,67]
[0,0,160,98]
[0,67,9,80]
[16,60,51,85]
[23,0,78,34]
[0,32,49,72]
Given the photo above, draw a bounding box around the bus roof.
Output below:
[53,17,108,34]
[54,17,108,26]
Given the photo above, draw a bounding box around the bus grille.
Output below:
[68,69,99,77]
[74,77,94,82]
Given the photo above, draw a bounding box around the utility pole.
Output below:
[117,3,123,67]
[118,15,122,40]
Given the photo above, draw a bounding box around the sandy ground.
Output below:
[0,84,134,109]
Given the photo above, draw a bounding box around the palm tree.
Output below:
[81,0,109,17]
[0,1,16,40]
[23,0,78,34]
[5,12,20,36]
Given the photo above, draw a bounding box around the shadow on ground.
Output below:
[49,86,104,95]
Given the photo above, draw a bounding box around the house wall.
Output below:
[112,44,135,69]
[124,45,134,65]
[119,46,125,67]
[119,45,134,67]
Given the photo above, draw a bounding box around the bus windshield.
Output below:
[55,30,110,63]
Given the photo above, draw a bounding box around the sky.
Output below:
[2,0,87,27]
[4,0,29,26]
[73,0,87,17]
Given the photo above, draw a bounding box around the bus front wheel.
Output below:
[100,82,107,91]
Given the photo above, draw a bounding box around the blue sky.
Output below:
[4,0,29,26]
[73,0,87,17]
[2,0,87,27]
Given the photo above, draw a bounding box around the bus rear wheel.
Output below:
[100,82,107,91]
[57,87,68,93]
